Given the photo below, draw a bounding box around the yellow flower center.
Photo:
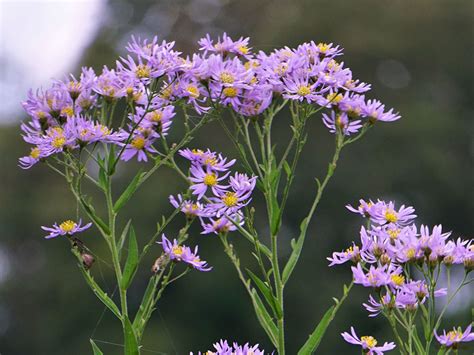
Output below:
[203,173,217,186]
[297,85,311,96]
[61,106,74,117]
[186,85,200,98]
[327,59,341,70]
[136,64,151,78]
[326,92,343,103]
[160,86,173,99]
[52,136,66,148]
[222,192,238,207]
[59,220,76,233]
[388,228,401,240]
[223,87,238,98]
[150,111,162,122]
[30,147,40,159]
[238,45,249,55]
[318,42,330,53]
[192,149,204,155]
[275,63,288,75]
[205,157,217,166]
[336,115,345,128]
[220,72,235,84]
[131,137,146,150]
[391,274,405,286]
[447,330,463,341]
[345,246,354,255]
[172,246,184,256]
[385,210,398,223]
[361,336,378,348]
[406,248,416,260]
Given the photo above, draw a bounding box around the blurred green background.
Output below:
[0,0,473,354]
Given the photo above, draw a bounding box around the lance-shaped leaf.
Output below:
[121,226,139,290]
[113,171,145,213]
[79,267,121,319]
[118,219,132,260]
[90,339,104,355]
[123,316,140,355]
[282,216,309,285]
[247,269,282,318]
[251,289,278,348]
[297,305,335,355]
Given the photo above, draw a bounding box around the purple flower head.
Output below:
[120,131,158,162]
[363,293,392,317]
[361,99,400,123]
[198,33,252,58]
[351,264,392,288]
[159,234,211,272]
[435,325,474,348]
[179,148,235,172]
[342,327,396,354]
[200,214,243,235]
[189,165,229,200]
[192,339,265,355]
[322,111,362,136]
[19,146,42,169]
[371,201,416,226]
[41,219,92,239]
[328,243,361,266]
[169,194,207,218]
[206,173,257,217]
[346,199,384,219]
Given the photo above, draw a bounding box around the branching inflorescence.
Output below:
[19,33,405,354]
[330,199,473,355]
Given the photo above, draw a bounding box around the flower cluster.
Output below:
[159,234,211,272]
[170,149,256,234]
[435,325,474,349]
[342,327,396,354]
[20,33,400,168]
[192,339,265,355]
[329,198,473,349]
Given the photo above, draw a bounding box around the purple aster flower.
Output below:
[322,111,362,136]
[206,173,256,217]
[351,264,392,288]
[282,76,322,103]
[371,201,417,226]
[169,194,207,218]
[120,132,158,162]
[189,165,229,200]
[19,146,42,169]
[341,327,396,354]
[346,199,384,219]
[41,219,92,239]
[327,243,361,266]
[361,99,401,123]
[179,148,235,172]
[159,234,211,272]
[363,293,392,317]
[200,214,243,235]
[435,325,474,348]
[198,33,252,58]
[192,339,265,355]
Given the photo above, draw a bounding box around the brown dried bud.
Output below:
[81,253,95,270]
[151,255,167,273]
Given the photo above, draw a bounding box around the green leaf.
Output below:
[90,339,104,355]
[282,217,309,284]
[269,197,281,236]
[118,219,132,260]
[107,144,116,174]
[113,171,144,213]
[283,160,291,180]
[79,267,121,319]
[80,197,110,235]
[247,269,281,318]
[123,316,140,355]
[251,289,279,348]
[297,305,335,355]
[133,274,159,331]
[121,226,139,290]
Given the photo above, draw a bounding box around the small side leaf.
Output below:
[282,217,309,284]
[90,339,104,355]
[297,305,335,355]
[121,226,139,290]
[113,171,144,213]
